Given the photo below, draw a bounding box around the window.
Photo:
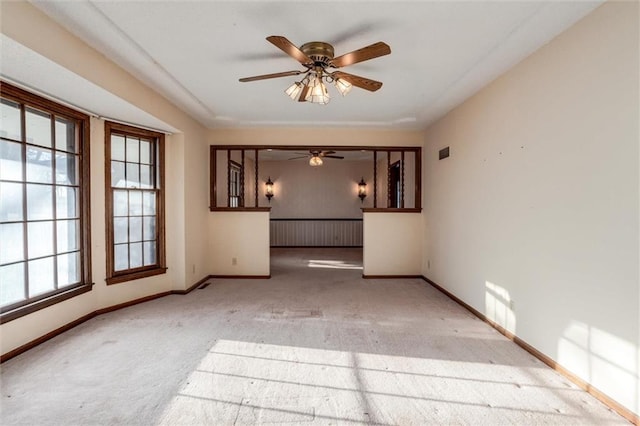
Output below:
[0,82,91,323]
[229,160,242,207]
[389,161,401,208]
[105,122,166,284]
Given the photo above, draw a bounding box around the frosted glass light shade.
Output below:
[305,77,330,105]
[309,156,323,166]
[335,78,352,96]
[285,82,302,100]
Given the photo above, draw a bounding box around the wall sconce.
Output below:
[265,177,274,202]
[358,177,367,203]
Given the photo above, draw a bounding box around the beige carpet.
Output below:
[0,248,627,425]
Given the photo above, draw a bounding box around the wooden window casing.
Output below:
[105,122,166,285]
[0,82,92,324]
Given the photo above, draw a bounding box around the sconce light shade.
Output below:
[265,177,274,202]
[306,76,330,105]
[309,156,323,167]
[358,177,367,202]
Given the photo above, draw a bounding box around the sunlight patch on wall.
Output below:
[559,320,639,413]
[485,281,516,334]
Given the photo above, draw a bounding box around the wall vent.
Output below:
[439,147,450,160]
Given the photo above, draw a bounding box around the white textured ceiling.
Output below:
[24,1,602,130]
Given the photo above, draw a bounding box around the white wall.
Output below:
[208,211,270,276]
[363,212,422,276]
[259,160,373,217]
[423,1,638,415]
[1,2,209,355]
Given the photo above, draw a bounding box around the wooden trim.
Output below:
[227,149,231,207]
[209,207,271,212]
[373,150,378,208]
[240,150,245,207]
[271,245,363,248]
[270,218,362,222]
[211,144,421,152]
[172,275,211,294]
[0,81,93,324]
[400,151,405,208]
[210,148,217,209]
[362,274,423,279]
[415,148,422,211]
[387,152,391,208]
[362,208,422,213]
[1,275,207,363]
[421,276,639,425]
[106,266,168,285]
[0,285,93,324]
[209,275,271,279]
[254,149,259,208]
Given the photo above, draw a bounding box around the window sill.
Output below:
[361,208,422,213]
[106,266,168,285]
[0,284,93,324]
[209,207,272,212]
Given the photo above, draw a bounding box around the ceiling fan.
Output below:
[239,36,391,105]
[288,150,344,166]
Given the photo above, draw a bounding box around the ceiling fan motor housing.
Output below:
[301,42,335,67]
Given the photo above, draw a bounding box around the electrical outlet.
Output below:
[232,257,237,266]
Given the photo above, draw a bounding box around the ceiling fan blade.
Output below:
[267,36,314,67]
[321,151,336,155]
[239,70,304,82]
[332,71,383,92]
[324,155,344,159]
[288,156,309,160]
[329,42,391,68]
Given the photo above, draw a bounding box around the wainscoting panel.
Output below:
[270,219,363,247]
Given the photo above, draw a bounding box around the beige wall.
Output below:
[208,212,270,276]
[423,1,638,415]
[1,2,209,355]
[259,160,373,217]
[363,212,422,276]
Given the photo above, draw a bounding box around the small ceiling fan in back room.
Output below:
[239,36,391,105]
[288,150,344,166]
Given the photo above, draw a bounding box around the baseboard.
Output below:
[209,274,271,279]
[271,246,363,248]
[421,275,638,425]
[362,274,423,279]
[1,275,207,363]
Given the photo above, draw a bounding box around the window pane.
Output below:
[126,137,139,162]
[113,190,128,216]
[143,191,156,215]
[55,152,77,185]
[26,146,53,183]
[113,217,128,244]
[0,99,22,141]
[57,219,79,253]
[57,251,80,287]
[0,182,24,221]
[143,241,156,266]
[143,216,155,241]
[28,256,55,296]
[111,161,125,188]
[25,108,52,148]
[126,163,139,188]
[0,139,23,181]
[114,244,128,271]
[0,223,24,264]
[129,191,142,215]
[140,165,152,189]
[111,135,125,161]
[130,242,142,268]
[56,186,77,219]
[140,140,152,165]
[0,262,25,306]
[27,184,53,220]
[28,221,54,258]
[55,118,76,153]
[129,217,142,242]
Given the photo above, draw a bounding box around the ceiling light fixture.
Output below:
[309,155,323,166]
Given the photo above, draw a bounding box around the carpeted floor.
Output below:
[0,248,627,425]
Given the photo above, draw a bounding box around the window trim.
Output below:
[104,121,166,285]
[0,81,92,324]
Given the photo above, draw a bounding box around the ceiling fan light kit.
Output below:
[240,36,390,105]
